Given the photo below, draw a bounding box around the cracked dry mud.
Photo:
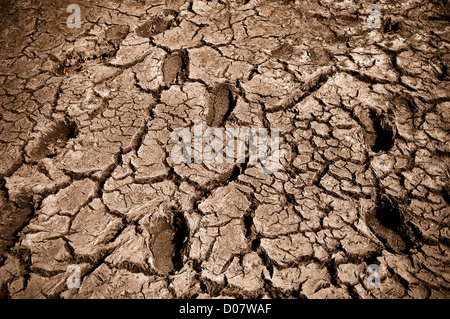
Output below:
[0,0,449,299]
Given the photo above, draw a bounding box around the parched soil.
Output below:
[0,0,449,299]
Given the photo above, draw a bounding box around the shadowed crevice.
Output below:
[172,211,189,272]
[243,214,253,238]
[441,186,450,205]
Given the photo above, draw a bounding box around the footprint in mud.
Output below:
[0,199,32,258]
[370,109,396,153]
[56,25,130,75]
[206,83,236,127]
[360,109,396,153]
[25,119,78,162]
[163,51,184,85]
[105,25,130,47]
[136,10,177,38]
[365,195,418,253]
[141,207,188,276]
[270,43,294,59]
[147,214,175,275]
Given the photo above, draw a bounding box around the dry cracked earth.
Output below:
[0,0,449,299]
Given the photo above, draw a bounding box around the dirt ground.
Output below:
[0,0,449,299]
